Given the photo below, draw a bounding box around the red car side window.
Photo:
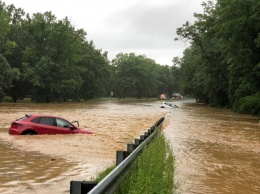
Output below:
[31,117,40,123]
[40,117,55,126]
[56,118,71,128]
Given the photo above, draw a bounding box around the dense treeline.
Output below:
[0,1,259,115]
[0,2,111,102]
[176,0,260,115]
[0,1,176,103]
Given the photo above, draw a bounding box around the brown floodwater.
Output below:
[164,100,260,194]
[0,99,259,194]
[0,100,165,194]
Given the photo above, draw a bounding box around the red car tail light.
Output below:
[12,122,23,128]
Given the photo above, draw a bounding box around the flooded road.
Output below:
[164,100,260,194]
[0,100,165,194]
[0,99,259,193]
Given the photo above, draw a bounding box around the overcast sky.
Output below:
[4,0,204,65]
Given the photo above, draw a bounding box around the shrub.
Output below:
[238,93,260,116]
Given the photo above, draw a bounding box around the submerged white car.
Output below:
[160,101,178,108]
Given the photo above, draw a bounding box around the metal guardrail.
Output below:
[70,117,165,194]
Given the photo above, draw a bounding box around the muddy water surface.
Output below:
[0,100,165,194]
[164,100,260,194]
[0,100,259,194]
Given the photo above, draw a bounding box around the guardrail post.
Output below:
[70,181,97,194]
[150,126,155,132]
[127,144,138,152]
[116,151,130,165]
[135,138,144,145]
[140,135,146,140]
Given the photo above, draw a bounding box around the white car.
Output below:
[160,101,178,109]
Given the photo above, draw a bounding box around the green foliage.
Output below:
[115,134,174,194]
[237,93,260,116]
[79,41,110,100]
[1,1,183,103]
[93,164,116,183]
[0,2,10,51]
[0,55,19,102]
[112,53,160,99]
[216,0,260,108]
[0,1,21,102]
[17,12,86,102]
[2,0,258,117]
[157,65,176,97]
[176,0,259,112]
[1,1,111,102]
[0,1,18,55]
[176,1,230,106]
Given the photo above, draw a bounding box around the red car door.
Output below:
[54,118,76,134]
[33,117,58,134]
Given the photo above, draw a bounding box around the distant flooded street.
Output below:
[0,99,259,193]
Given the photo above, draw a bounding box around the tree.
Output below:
[0,55,19,101]
[79,41,110,100]
[176,1,229,106]
[0,1,20,101]
[156,65,175,98]
[3,3,29,102]
[176,0,260,114]
[214,0,260,110]
[171,57,182,96]
[20,12,87,102]
[112,53,159,99]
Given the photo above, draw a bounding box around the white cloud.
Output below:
[4,0,204,65]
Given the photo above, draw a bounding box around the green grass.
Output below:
[114,134,175,194]
[93,164,116,182]
[2,96,32,103]
[92,134,175,194]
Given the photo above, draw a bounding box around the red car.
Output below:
[9,114,93,135]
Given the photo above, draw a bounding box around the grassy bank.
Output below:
[94,134,175,194]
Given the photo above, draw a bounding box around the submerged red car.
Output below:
[9,114,93,135]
